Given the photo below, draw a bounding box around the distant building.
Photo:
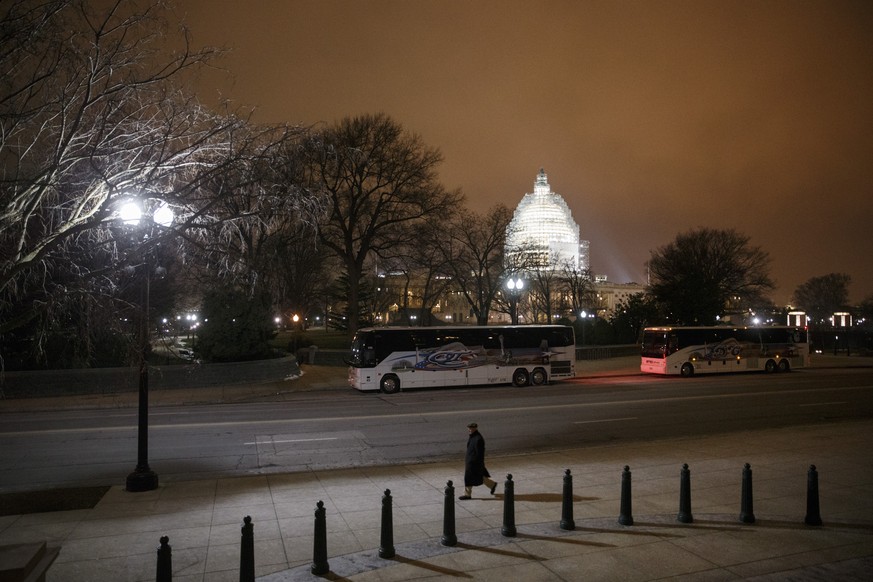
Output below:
[505,169,589,271]
[592,280,646,318]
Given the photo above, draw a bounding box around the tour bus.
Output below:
[640,325,809,377]
[348,325,576,393]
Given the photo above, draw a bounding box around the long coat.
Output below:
[464,430,490,486]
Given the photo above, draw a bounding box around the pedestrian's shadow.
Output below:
[494,493,597,502]
[315,572,351,581]
[317,557,472,580]
[456,541,546,561]
[695,517,873,533]
[515,532,616,548]
[387,555,474,578]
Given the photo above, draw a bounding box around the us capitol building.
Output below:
[500,169,644,320]
[505,168,590,272]
[382,169,645,324]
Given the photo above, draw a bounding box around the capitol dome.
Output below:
[505,169,589,271]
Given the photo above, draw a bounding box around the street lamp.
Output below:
[120,199,173,492]
[579,310,595,345]
[506,277,524,325]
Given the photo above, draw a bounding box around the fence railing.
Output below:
[576,344,638,360]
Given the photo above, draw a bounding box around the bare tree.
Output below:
[440,204,513,325]
[526,259,563,323]
[648,228,773,325]
[0,0,250,344]
[185,125,324,302]
[609,292,662,343]
[0,0,325,371]
[298,113,463,333]
[793,273,852,325]
[556,259,596,316]
[402,219,457,324]
[858,293,873,336]
[524,254,595,323]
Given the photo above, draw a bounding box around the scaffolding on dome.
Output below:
[505,169,589,272]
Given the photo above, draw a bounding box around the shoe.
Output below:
[490,483,497,495]
[458,495,471,500]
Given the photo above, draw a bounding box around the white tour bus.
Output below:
[640,325,809,377]
[348,325,577,393]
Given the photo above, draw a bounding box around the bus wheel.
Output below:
[531,367,547,385]
[512,368,530,387]
[764,359,777,373]
[380,374,401,394]
[778,359,790,372]
[680,363,694,378]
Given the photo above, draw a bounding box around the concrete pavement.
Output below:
[1,355,872,581]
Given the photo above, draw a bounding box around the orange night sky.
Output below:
[175,0,873,305]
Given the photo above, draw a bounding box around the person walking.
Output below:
[459,422,498,499]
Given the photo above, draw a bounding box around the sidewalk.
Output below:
[1,355,872,581]
[1,420,871,581]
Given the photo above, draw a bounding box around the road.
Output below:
[1,368,872,493]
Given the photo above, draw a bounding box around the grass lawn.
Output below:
[271,329,352,350]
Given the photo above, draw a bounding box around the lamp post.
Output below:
[506,277,524,325]
[579,310,595,345]
[120,200,173,492]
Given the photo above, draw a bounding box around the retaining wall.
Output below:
[1,356,300,399]
[2,345,638,399]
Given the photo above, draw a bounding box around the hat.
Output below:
[467,422,478,428]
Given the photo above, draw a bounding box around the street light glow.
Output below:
[505,277,525,324]
[119,201,143,224]
[153,203,174,227]
[120,200,174,228]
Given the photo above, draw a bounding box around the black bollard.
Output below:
[618,465,634,526]
[739,463,756,524]
[560,468,575,531]
[677,463,694,524]
[441,480,457,546]
[156,535,172,582]
[311,500,330,576]
[501,474,517,537]
[379,489,396,559]
[240,516,254,582]
[804,465,823,526]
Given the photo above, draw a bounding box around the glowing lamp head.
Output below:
[119,201,143,225]
[153,203,174,227]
